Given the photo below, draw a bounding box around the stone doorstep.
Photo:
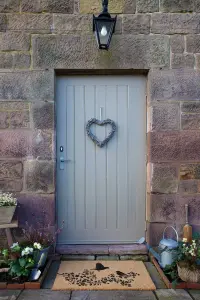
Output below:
[56,244,148,256]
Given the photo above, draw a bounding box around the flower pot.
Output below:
[177,262,200,283]
[0,206,16,224]
[34,247,50,268]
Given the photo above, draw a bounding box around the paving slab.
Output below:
[188,290,200,300]
[18,290,71,300]
[155,289,192,300]
[0,290,21,300]
[71,290,156,300]
[144,262,166,289]
[42,260,61,289]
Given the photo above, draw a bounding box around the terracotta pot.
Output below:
[177,262,200,283]
[0,206,16,224]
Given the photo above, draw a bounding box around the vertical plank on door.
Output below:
[66,86,75,230]
[85,86,96,230]
[129,79,146,238]
[106,86,117,230]
[74,86,86,230]
[117,86,128,229]
[96,86,107,230]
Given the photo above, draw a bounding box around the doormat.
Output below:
[52,261,156,291]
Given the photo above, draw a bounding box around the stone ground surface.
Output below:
[0,289,199,300]
[0,262,200,299]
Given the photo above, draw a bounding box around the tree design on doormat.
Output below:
[58,263,139,287]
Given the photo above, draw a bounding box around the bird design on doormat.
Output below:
[58,263,140,287]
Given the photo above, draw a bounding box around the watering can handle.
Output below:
[163,226,179,242]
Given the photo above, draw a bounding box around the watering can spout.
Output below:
[147,244,161,264]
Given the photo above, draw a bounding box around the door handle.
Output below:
[59,157,71,170]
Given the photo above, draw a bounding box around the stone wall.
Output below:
[1,0,200,246]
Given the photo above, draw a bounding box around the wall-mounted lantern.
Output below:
[93,0,117,50]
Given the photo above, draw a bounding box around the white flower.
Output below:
[21,247,33,256]
[10,242,19,249]
[34,242,42,250]
[182,238,187,242]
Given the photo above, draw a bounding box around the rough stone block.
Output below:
[0,0,20,12]
[7,14,53,33]
[0,53,13,69]
[170,35,185,53]
[80,0,123,13]
[123,0,136,13]
[21,0,74,13]
[0,32,30,51]
[152,13,200,34]
[13,53,31,69]
[181,131,200,161]
[0,101,29,110]
[123,14,150,34]
[54,14,92,33]
[171,53,194,69]
[160,0,194,12]
[10,111,30,128]
[176,195,200,225]
[56,245,109,255]
[32,34,169,69]
[187,35,200,53]
[149,69,200,101]
[181,102,200,113]
[0,161,23,179]
[62,255,95,260]
[0,130,30,158]
[148,132,181,162]
[181,113,200,130]
[96,255,119,260]
[109,245,147,255]
[179,180,198,194]
[120,255,148,261]
[0,71,54,100]
[0,14,7,31]
[32,102,54,130]
[147,194,176,223]
[148,163,178,193]
[150,103,180,131]
[32,130,53,159]
[137,0,159,12]
[17,194,55,227]
[146,222,175,246]
[180,164,200,180]
[196,54,200,69]
[0,111,9,128]
[24,160,54,193]
[0,179,22,192]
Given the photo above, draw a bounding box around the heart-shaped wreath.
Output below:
[86,118,117,148]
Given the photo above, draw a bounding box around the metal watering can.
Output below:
[148,226,179,268]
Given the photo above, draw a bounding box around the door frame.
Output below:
[55,70,148,245]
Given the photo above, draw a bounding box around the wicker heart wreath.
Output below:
[86,118,117,148]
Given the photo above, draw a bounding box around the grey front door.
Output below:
[56,76,146,244]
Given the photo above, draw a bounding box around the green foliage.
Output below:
[163,261,179,284]
[9,257,35,278]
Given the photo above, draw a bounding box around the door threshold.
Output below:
[56,244,148,256]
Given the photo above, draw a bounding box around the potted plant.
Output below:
[0,193,17,224]
[176,238,200,283]
[22,221,64,268]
